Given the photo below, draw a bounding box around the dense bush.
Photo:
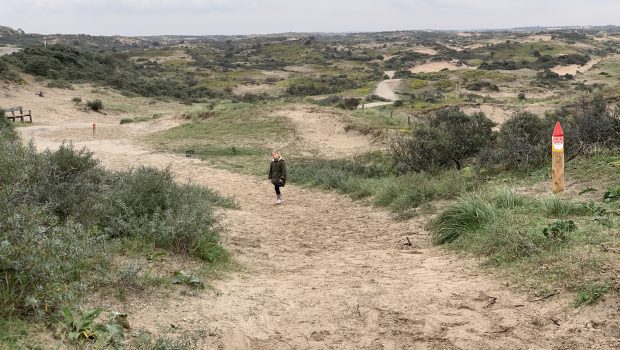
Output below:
[0,136,233,318]
[554,94,620,155]
[86,99,104,111]
[0,60,20,81]
[391,107,496,172]
[490,112,551,169]
[285,75,364,96]
[1,44,225,100]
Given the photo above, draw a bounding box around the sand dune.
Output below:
[410,61,471,73]
[551,58,602,76]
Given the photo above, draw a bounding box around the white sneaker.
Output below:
[275,199,282,205]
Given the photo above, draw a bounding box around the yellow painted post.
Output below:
[552,121,564,193]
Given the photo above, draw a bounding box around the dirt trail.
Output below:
[551,58,602,76]
[10,86,620,349]
[361,73,401,109]
[273,105,378,157]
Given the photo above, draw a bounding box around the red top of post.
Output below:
[552,121,564,137]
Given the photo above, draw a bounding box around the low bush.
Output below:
[0,136,234,320]
[86,99,104,112]
[465,80,499,92]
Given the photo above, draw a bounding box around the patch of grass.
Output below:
[47,79,74,89]
[150,103,292,174]
[431,186,620,302]
[408,79,428,89]
[120,116,157,124]
[0,317,47,349]
[457,69,517,83]
[538,196,591,217]
[345,106,409,135]
[289,154,478,217]
[574,282,613,307]
[431,195,498,245]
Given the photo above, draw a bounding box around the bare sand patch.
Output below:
[382,54,397,61]
[373,79,401,101]
[274,105,378,157]
[410,61,471,73]
[0,46,20,56]
[413,47,438,55]
[462,105,514,125]
[517,34,553,43]
[232,84,275,95]
[551,58,602,76]
[284,64,317,73]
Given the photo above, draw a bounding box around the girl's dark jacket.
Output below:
[269,158,287,185]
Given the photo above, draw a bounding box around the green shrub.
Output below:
[391,107,495,172]
[86,99,104,112]
[493,112,550,169]
[0,139,233,319]
[543,220,577,240]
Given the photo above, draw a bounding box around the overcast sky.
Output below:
[2,0,619,36]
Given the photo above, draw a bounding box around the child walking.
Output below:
[268,150,287,205]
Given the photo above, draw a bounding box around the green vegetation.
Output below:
[431,188,619,302]
[0,119,234,347]
[1,45,225,102]
[86,98,104,111]
[289,153,478,218]
[151,102,292,174]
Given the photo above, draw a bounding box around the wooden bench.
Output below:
[4,106,32,123]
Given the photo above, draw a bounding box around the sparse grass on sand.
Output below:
[431,152,620,305]
[149,101,293,175]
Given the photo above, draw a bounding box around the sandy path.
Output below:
[11,87,620,349]
[374,79,401,102]
[273,105,377,157]
[359,73,401,109]
[551,58,602,76]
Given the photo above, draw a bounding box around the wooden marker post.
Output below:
[93,123,96,139]
[552,121,564,193]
